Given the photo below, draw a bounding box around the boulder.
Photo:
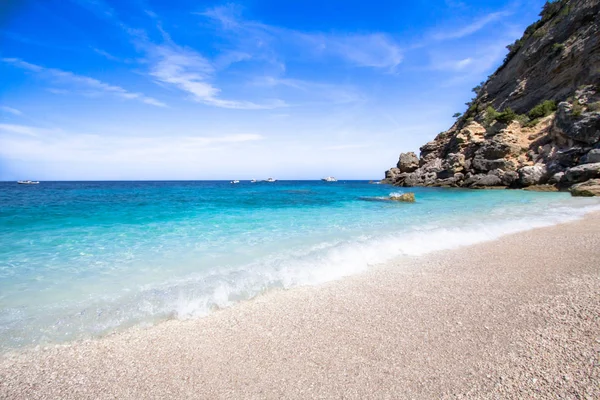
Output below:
[581,149,600,164]
[389,192,416,202]
[385,168,401,180]
[397,152,420,173]
[553,147,588,168]
[518,165,548,187]
[548,172,565,184]
[476,140,519,160]
[464,174,503,188]
[472,157,515,172]
[489,169,519,186]
[570,179,600,197]
[442,153,466,173]
[432,173,464,187]
[561,162,600,184]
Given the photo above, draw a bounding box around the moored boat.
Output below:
[17,180,39,185]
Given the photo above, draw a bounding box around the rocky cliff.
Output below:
[384,0,600,196]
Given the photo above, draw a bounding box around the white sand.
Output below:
[1,213,599,399]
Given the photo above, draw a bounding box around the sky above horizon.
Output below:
[0,0,546,180]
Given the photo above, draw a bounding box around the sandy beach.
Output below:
[1,213,599,399]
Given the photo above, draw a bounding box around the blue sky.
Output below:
[1,0,546,180]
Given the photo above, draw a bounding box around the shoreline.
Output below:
[2,212,600,398]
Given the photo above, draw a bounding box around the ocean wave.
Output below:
[2,198,600,351]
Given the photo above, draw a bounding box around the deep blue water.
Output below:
[1,180,599,351]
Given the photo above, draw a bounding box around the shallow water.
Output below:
[1,180,599,351]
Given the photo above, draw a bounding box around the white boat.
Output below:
[230,180,240,184]
[321,176,337,182]
[17,180,39,185]
[263,178,277,182]
[250,179,257,183]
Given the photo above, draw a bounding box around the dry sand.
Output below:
[1,213,599,399]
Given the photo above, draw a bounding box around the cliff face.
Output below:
[385,0,600,196]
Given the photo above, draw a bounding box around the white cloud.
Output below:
[0,106,23,116]
[3,57,167,107]
[301,33,403,70]
[147,44,286,109]
[429,34,512,77]
[432,11,512,41]
[92,47,121,61]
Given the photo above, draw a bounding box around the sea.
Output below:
[1,180,599,351]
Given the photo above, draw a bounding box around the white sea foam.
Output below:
[3,197,600,351]
[159,200,600,319]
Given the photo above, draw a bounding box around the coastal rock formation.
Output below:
[383,0,600,196]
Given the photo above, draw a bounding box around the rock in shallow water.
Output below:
[389,192,416,202]
[570,179,600,197]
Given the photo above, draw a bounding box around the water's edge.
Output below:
[2,206,600,357]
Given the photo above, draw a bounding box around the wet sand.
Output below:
[1,213,599,399]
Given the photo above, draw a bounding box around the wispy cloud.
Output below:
[3,57,167,107]
[147,44,286,109]
[429,37,513,78]
[199,4,403,70]
[0,106,23,116]
[432,11,513,41]
[253,76,363,105]
[0,124,62,137]
[92,47,122,62]
[299,33,403,70]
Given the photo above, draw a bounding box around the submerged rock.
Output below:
[389,192,416,202]
[570,179,600,196]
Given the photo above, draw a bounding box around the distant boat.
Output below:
[263,178,277,182]
[17,180,39,185]
[250,179,257,183]
[230,180,240,184]
[321,176,337,182]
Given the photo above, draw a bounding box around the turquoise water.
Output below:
[1,180,599,351]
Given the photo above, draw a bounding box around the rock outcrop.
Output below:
[383,0,600,196]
